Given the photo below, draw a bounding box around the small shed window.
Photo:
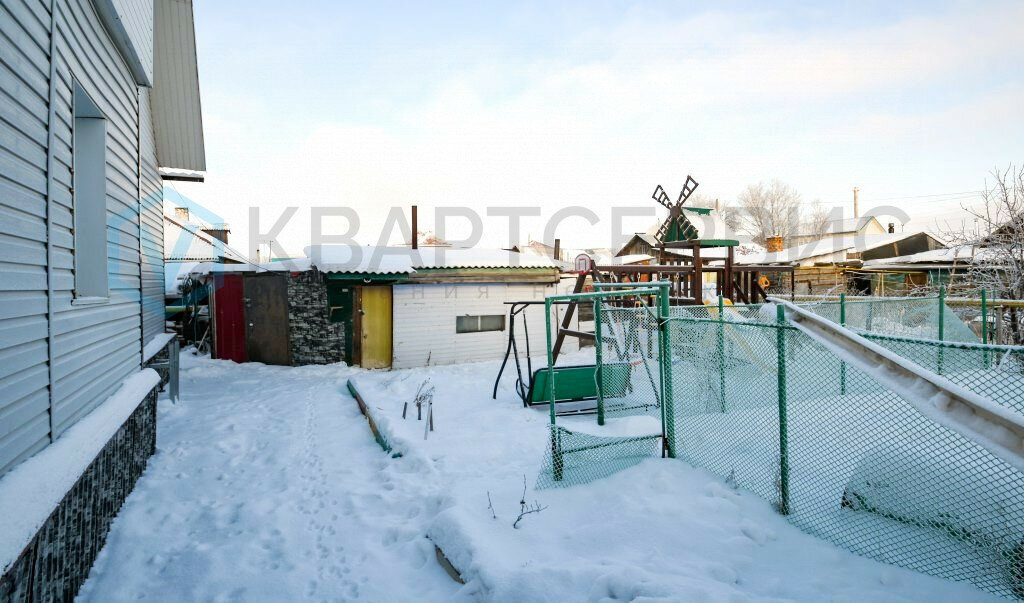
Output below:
[72,82,109,300]
[456,314,505,333]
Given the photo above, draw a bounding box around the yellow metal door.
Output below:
[360,286,392,368]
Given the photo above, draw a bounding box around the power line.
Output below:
[858,190,984,203]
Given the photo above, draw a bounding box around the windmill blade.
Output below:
[677,175,699,205]
[655,220,670,241]
[652,185,673,209]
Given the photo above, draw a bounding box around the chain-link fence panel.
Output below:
[801,296,979,343]
[668,314,1024,599]
[862,334,1024,414]
[672,296,979,343]
[597,304,664,420]
[536,425,663,489]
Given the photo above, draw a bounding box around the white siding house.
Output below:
[0,0,205,594]
[392,280,583,369]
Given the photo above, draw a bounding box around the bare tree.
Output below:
[944,164,1024,343]
[732,180,803,246]
[800,200,832,239]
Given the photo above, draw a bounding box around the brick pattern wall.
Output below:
[0,389,158,603]
[287,270,345,366]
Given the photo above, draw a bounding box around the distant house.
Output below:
[163,206,248,298]
[861,245,992,293]
[192,246,584,370]
[737,232,945,295]
[0,1,205,597]
[616,233,660,258]
[790,216,888,246]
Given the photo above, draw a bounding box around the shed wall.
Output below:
[391,281,581,369]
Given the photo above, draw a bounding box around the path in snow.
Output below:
[77,355,469,602]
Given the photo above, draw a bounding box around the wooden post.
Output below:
[693,243,702,303]
[725,246,734,302]
[553,238,560,261]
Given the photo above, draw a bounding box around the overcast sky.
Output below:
[171,0,1024,257]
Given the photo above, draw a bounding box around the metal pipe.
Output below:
[981,289,989,369]
[592,280,672,289]
[776,304,790,515]
[594,300,604,426]
[659,282,674,458]
[546,288,662,302]
[717,295,726,412]
[938,285,946,374]
[840,292,847,395]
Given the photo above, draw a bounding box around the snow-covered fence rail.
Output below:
[776,299,1024,473]
[663,302,1024,599]
[345,380,401,458]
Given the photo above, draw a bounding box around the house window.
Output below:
[72,82,108,300]
[456,314,505,333]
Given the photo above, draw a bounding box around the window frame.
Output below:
[455,314,506,334]
[71,81,110,303]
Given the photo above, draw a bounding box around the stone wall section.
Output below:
[287,270,345,366]
[0,390,158,602]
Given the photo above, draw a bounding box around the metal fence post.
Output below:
[545,297,562,481]
[717,295,726,412]
[982,288,990,369]
[938,285,946,374]
[839,293,847,395]
[776,304,790,515]
[659,283,675,458]
[595,300,605,426]
[169,337,180,403]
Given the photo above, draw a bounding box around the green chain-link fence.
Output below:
[537,286,1024,597]
[672,292,979,343]
[537,286,670,489]
[667,310,1024,599]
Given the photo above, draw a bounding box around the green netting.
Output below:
[863,334,1024,414]
[538,288,1024,597]
[597,305,664,420]
[667,315,1024,599]
[536,425,663,489]
[537,288,669,491]
[671,295,980,343]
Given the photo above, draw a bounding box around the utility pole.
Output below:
[411,205,418,249]
[852,187,860,219]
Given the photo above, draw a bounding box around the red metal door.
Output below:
[213,274,247,362]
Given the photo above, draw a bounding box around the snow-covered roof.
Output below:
[305,245,556,274]
[164,213,249,264]
[589,253,653,265]
[863,245,994,267]
[187,259,311,277]
[737,232,923,265]
[796,216,884,237]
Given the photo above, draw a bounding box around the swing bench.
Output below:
[491,301,636,416]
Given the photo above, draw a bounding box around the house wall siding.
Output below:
[0,0,59,477]
[139,86,163,344]
[391,281,580,369]
[0,0,163,475]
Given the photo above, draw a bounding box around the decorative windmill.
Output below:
[652,175,699,243]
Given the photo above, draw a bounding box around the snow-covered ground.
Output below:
[78,351,998,602]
